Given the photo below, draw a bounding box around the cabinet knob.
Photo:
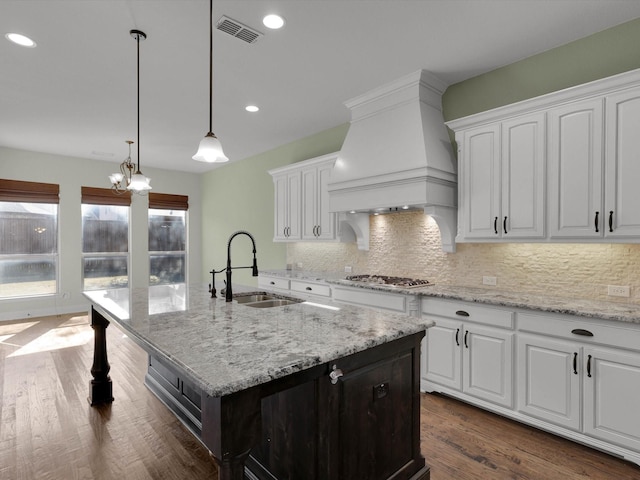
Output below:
[329,365,343,385]
[305,286,312,291]
[270,281,275,285]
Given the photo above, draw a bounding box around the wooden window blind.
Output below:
[81,186,132,206]
[0,179,60,203]
[148,192,188,210]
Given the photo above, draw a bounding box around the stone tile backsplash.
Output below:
[286,210,640,304]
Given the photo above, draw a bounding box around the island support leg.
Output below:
[201,389,262,480]
[88,306,114,406]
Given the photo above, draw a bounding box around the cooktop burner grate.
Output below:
[345,274,431,288]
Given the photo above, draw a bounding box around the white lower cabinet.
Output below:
[517,334,581,430]
[331,285,417,315]
[583,346,640,451]
[422,298,515,409]
[517,312,640,464]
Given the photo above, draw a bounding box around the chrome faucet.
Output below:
[225,230,258,302]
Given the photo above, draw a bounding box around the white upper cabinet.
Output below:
[272,170,301,241]
[548,99,604,238]
[449,68,640,244]
[605,86,640,238]
[456,113,545,240]
[501,113,546,238]
[301,159,337,240]
[458,124,501,238]
[270,153,338,243]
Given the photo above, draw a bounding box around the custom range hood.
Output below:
[328,70,458,252]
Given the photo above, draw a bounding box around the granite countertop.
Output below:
[84,283,432,398]
[264,270,640,323]
[324,277,640,325]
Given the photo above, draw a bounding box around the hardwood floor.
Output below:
[0,313,638,479]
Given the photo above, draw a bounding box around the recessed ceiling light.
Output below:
[5,33,36,48]
[262,14,285,30]
[245,105,259,113]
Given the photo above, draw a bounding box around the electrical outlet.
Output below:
[608,285,630,297]
[344,266,352,273]
[483,276,497,286]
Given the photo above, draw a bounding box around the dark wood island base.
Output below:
[147,330,429,480]
[87,293,430,480]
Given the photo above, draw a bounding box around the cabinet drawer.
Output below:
[258,276,290,290]
[290,280,331,297]
[333,287,407,313]
[421,298,514,329]
[518,312,640,352]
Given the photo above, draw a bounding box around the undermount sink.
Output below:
[233,292,303,308]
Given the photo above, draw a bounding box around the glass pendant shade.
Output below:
[192,132,229,163]
[109,173,124,184]
[128,172,152,192]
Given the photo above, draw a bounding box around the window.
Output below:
[148,193,187,286]
[0,179,59,299]
[81,187,130,290]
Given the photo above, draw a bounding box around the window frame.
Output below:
[81,187,131,291]
[148,193,188,286]
[0,179,60,300]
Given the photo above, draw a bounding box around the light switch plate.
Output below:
[483,276,497,286]
[608,285,630,297]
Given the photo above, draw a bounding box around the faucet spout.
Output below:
[225,230,259,302]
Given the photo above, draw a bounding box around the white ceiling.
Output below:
[2,0,640,174]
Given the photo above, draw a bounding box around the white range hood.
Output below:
[327,70,458,252]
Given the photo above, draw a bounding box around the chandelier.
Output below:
[110,29,151,194]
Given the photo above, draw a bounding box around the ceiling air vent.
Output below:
[216,16,262,44]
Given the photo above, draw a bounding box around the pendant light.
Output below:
[109,29,151,193]
[193,0,228,163]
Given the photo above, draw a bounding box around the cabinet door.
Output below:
[548,99,604,238]
[517,334,581,430]
[462,324,513,408]
[301,167,318,240]
[315,163,336,240]
[605,86,640,237]
[424,317,462,391]
[273,175,289,241]
[501,113,546,238]
[338,349,415,479]
[287,172,301,239]
[459,124,501,239]
[583,346,640,451]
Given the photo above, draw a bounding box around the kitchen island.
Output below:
[84,284,432,480]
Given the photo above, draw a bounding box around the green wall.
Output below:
[200,124,349,286]
[442,17,640,121]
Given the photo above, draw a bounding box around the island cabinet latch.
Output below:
[329,364,344,384]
